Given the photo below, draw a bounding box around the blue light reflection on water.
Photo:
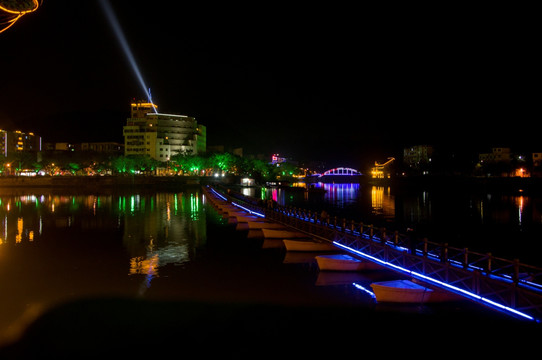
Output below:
[322,183,359,208]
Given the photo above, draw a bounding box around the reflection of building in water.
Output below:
[0,194,124,244]
[402,191,432,224]
[1,216,35,244]
[122,192,206,282]
[0,196,43,244]
[370,186,395,219]
[129,253,159,276]
[474,194,535,229]
[0,192,207,285]
[516,196,525,226]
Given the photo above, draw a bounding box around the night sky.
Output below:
[1,1,538,168]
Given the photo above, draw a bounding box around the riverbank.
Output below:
[371,175,542,194]
[3,174,542,195]
[0,175,203,189]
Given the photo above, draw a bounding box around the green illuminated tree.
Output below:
[208,152,236,173]
[170,154,207,175]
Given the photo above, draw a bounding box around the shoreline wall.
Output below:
[0,175,204,189]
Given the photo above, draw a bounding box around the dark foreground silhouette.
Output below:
[0,297,538,358]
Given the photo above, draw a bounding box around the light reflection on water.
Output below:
[121,192,204,274]
[245,183,542,230]
[243,183,542,264]
[0,191,206,281]
[0,187,537,346]
[0,188,382,344]
[245,183,397,222]
[0,190,213,341]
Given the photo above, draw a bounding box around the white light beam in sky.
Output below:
[98,0,157,111]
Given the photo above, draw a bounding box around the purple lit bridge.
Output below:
[206,185,542,324]
[309,167,363,183]
[321,167,361,176]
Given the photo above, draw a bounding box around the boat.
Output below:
[261,228,308,238]
[315,271,370,286]
[227,211,253,217]
[262,238,284,249]
[282,239,337,252]
[246,221,284,229]
[315,254,381,271]
[229,214,264,224]
[370,280,433,303]
[283,251,318,264]
[246,229,264,238]
[221,206,244,215]
[234,215,262,222]
[235,222,250,231]
[370,279,459,303]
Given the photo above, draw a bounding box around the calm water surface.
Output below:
[0,188,385,344]
[242,183,542,266]
[1,184,534,345]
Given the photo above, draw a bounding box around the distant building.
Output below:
[43,142,124,154]
[80,142,123,154]
[0,129,41,157]
[52,142,75,152]
[478,147,511,163]
[207,145,225,154]
[403,145,433,171]
[123,101,206,161]
[371,157,395,179]
[271,154,287,165]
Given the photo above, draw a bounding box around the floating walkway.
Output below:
[203,185,542,323]
[203,185,335,249]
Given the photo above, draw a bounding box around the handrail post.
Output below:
[394,231,399,245]
[381,227,386,245]
[369,224,374,240]
[463,248,469,269]
[441,243,448,263]
[513,258,520,284]
[423,238,428,257]
[487,253,492,274]
[512,259,520,308]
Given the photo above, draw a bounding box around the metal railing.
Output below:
[205,185,542,321]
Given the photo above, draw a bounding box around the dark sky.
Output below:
[1,1,538,168]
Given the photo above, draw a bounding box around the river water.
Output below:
[0,185,537,352]
[240,183,542,267]
[0,187,380,347]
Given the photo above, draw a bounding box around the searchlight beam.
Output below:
[98,0,157,112]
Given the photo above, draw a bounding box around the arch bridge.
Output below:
[320,167,362,177]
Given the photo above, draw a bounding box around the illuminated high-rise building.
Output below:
[0,129,42,158]
[123,101,206,161]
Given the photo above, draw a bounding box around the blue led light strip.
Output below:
[231,202,265,218]
[207,187,265,218]
[333,241,537,322]
[208,187,227,201]
[353,282,376,299]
